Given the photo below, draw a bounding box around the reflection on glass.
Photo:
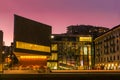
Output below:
[84,46,87,55]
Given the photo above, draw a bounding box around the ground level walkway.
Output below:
[1,70,120,80]
[3,70,39,74]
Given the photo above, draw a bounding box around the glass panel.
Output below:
[52,53,57,60]
[16,41,50,52]
[89,56,91,66]
[47,62,57,69]
[80,56,83,66]
[51,44,57,51]
[84,46,87,55]
[83,56,88,66]
[80,47,83,55]
[79,37,92,42]
[88,45,91,55]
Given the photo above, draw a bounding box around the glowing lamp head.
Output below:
[51,35,54,39]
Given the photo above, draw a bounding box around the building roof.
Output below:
[94,24,120,41]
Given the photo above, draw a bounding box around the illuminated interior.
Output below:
[84,46,88,55]
[79,37,92,42]
[20,56,47,59]
[19,56,47,66]
[47,62,57,69]
[16,41,50,52]
[51,44,58,51]
[56,41,92,70]
[6,51,49,70]
[96,63,119,70]
[48,53,57,60]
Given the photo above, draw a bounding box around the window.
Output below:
[117,56,119,60]
[89,56,91,65]
[110,47,113,53]
[80,47,83,55]
[104,58,106,62]
[107,57,109,62]
[110,56,112,61]
[52,53,57,60]
[117,45,119,51]
[83,56,88,65]
[101,57,102,62]
[16,41,50,52]
[79,37,92,42]
[51,44,57,51]
[47,62,57,69]
[113,56,115,60]
[117,39,119,43]
[84,46,88,55]
[48,53,57,60]
[95,58,98,62]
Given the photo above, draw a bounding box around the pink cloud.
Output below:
[0,0,120,45]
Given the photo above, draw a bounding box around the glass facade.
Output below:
[47,62,57,70]
[16,41,50,52]
[4,15,52,71]
[50,35,93,70]
[48,53,57,60]
[47,44,58,69]
[51,44,57,51]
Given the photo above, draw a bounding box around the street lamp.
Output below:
[51,35,54,39]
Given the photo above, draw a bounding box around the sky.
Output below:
[0,0,120,46]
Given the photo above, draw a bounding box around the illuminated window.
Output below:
[80,56,83,65]
[48,53,57,60]
[52,53,57,60]
[16,41,50,52]
[80,47,83,55]
[80,60,83,66]
[83,56,88,65]
[117,56,119,60]
[51,44,57,51]
[84,46,87,55]
[89,56,91,66]
[47,62,57,69]
[20,56,47,59]
[79,37,92,42]
[88,45,91,55]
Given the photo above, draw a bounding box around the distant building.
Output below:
[0,30,3,72]
[48,34,94,70]
[12,15,51,70]
[0,30,3,51]
[67,25,109,39]
[94,25,120,70]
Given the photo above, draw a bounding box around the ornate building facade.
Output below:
[95,25,120,70]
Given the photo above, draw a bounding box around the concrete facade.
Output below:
[94,25,120,70]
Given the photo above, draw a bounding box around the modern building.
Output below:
[0,30,3,72]
[94,25,120,70]
[67,25,109,39]
[48,25,109,70]
[48,34,94,70]
[12,15,51,70]
[47,36,58,70]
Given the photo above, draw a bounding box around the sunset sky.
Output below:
[0,0,120,46]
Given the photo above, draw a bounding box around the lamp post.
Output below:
[2,51,5,73]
